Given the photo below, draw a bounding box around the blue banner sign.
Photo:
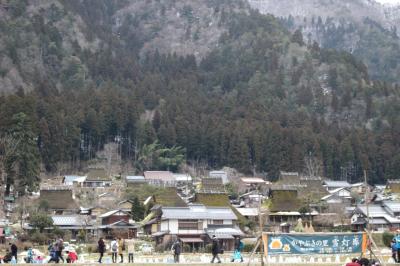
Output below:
[263,233,367,255]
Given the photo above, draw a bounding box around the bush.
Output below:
[382,231,394,247]
[182,243,191,253]
[205,244,213,253]
[242,243,254,253]
[29,231,49,244]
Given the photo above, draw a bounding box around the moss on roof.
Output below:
[86,168,110,181]
[125,184,186,207]
[38,189,78,210]
[194,193,251,229]
[269,189,301,212]
[194,193,230,207]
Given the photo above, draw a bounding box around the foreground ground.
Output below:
[18,263,399,266]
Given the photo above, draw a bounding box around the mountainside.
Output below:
[1,0,400,194]
[248,0,400,82]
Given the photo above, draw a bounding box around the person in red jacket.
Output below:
[346,258,361,266]
[66,250,78,263]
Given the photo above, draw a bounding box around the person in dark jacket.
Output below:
[55,239,64,263]
[97,238,106,263]
[9,243,18,262]
[211,235,221,263]
[171,239,182,263]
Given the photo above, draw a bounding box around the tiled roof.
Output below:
[52,215,91,226]
[323,180,351,188]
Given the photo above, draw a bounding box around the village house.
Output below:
[386,180,400,193]
[173,173,193,185]
[144,171,176,187]
[146,204,243,251]
[322,180,351,192]
[278,172,301,185]
[321,187,353,205]
[125,175,146,186]
[239,177,269,192]
[209,170,229,184]
[99,210,137,239]
[351,201,400,231]
[24,215,95,238]
[38,187,79,215]
[117,200,134,213]
[82,168,112,188]
[200,177,225,193]
[62,175,86,186]
[268,185,318,228]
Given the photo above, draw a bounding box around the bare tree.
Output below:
[304,153,322,177]
[0,135,20,188]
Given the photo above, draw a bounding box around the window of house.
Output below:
[178,219,200,230]
[213,220,223,225]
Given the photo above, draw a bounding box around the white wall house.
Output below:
[150,204,243,251]
[209,171,229,184]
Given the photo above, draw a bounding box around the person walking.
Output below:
[127,238,135,263]
[211,235,221,263]
[110,238,118,263]
[171,239,182,263]
[56,239,65,263]
[9,243,18,263]
[231,237,244,263]
[117,238,124,263]
[97,238,106,263]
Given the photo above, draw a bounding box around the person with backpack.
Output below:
[97,237,106,263]
[211,235,221,263]
[171,239,182,263]
[110,238,118,263]
[231,237,244,263]
[117,238,124,263]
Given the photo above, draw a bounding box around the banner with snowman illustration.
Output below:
[263,232,367,255]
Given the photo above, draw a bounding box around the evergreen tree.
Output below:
[4,113,40,195]
[131,196,145,222]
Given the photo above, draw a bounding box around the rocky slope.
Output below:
[248,0,400,83]
[0,0,245,93]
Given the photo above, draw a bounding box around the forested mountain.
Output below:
[1,0,400,194]
[248,0,400,82]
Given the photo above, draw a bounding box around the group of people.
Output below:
[0,243,18,263]
[47,238,78,264]
[97,237,135,264]
[345,258,381,266]
[169,235,244,264]
[0,240,78,264]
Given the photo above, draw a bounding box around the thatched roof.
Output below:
[86,168,110,181]
[201,177,225,193]
[269,189,301,212]
[152,187,187,207]
[39,189,78,210]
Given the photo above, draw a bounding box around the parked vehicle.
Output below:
[140,243,154,254]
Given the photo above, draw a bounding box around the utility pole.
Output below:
[258,187,264,266]
[364,170,370,232]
